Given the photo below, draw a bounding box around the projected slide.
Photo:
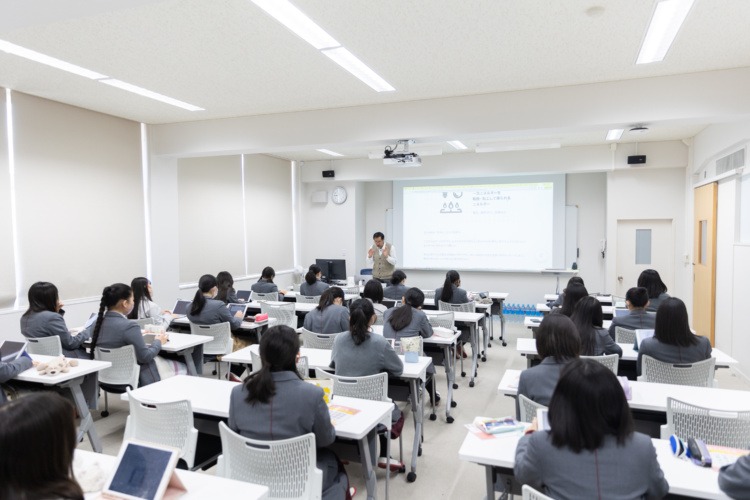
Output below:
[402,182,554,270]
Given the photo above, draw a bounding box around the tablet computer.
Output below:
[142,334,156,346]
[236,290,251,301]
[227,303,248,318]
[0,340,28,363]
[171,300,192,317]
[536,408,551,432]
[102,440,185,500]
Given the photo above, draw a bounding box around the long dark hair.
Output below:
[259,266,275,284]
[637,269,668,299]
[216,271,234,302]
[363,280,384,304]
[536,314,581,363]
[22,282,59,317]
[440,270,460,303]
[570,296,604,356]
[128,277,152,320]
[654,297,699,347]
[190,274,217,316]
[387,287,424,331]
[559,283,589,317]
[244,326,300,405]
[548,359,634,453]
[305,265,322,286]
[389,270,406,286]
[0,393,84,500]
[349,299,374,346]
[90,283,132,359]
[316,287,344,312]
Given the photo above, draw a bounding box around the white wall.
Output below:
[715,178,737,354]
[566,173,607,293]
[732,245,750,379]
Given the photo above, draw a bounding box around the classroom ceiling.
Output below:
[1,0,749,160]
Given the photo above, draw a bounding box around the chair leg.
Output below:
[216,361,221,380]
[101,391,110,418]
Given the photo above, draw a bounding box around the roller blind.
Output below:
[178,155,245,283]
[12,91,146,301]
[0,88,15,308]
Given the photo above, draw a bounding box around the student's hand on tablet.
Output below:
[233,311,244,319]
[161,309,172,315]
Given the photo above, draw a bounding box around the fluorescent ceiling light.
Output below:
[322,47,395,92]
[99,79,203,111]
[476,142,561,153]
[447,140,468,150]
[316,149,344,157]
[606,129,625,141]
[0,39,107,79]
[250,0,340,50]
[636,0,695,64]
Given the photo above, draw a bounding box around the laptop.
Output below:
[236,290,251,301]
[227,303,249,319]
[1,340,28,363]
[171,300,192,317]
[83,312,98,329]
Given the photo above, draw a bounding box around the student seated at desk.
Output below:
[88,283,172,387]
[363,279,387,315]
[215,271,245,304]
[515,359,669,500]
[229,326,349,500]
[637,297,711,376]
[719,454,750,500]
[547,276,584,308]
[0,355,33,405]
[128,277,177,327]
[557,282,588,318]
[516,314,580,420]
[607,287,656,341]
[435,270,471,358]
[330,299,404,471]
[383,270,408,301]
[0,393,85,499]
[300,264,329,296]
[303,287,350,334]
[638,269,670,313]
[251,266,287,299]
[571,296,622,357]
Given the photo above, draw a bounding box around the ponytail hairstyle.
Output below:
[440,270,461,303]
[190,274,218,317]
[89,283,132,359]
[389,270,407,286]
[387,287,424,331]
[306,265,322,286]
[23,282,59,317]
[570,296,603,356]
[244,325,300,405]
[316,287,344,312]
[259,266,275,284]
[215,271,234,302]
[128,277,151,320]
[349,299,375,346]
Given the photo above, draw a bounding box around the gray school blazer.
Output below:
[516,357,571,420]
[302,304,350,334]
[251,279,284,299]
[300,279,329,296]
[21,310,90,358]
[637,335,712,376]
[187,297,243,330]
[434,284,470,306]
[608,309,656,341]
[329,330,404,377]
[646,292,670,313]
[382,307,433,340]
[383,283,408,301]
[0,356,34,404]
[719,454,750,500]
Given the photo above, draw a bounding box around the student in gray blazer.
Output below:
[719,454,750,499]
[187,275,244,330]
[547,277,584,308]
[608,287,656,341]
[303,287,350,334]
[0,356,33,405]
[434,270,470,306]
[638,269,670,313]
[87,283,169,387]
[215,271,245,304]
[515,359,669,500]
[637,297,712,376]
[383,270,408,301]
[516,314,580,420]
[571,296,622,357]
[251,266,287,299]
[229,326,348,500]
[300,265,330,296]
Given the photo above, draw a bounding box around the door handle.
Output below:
[617,276,623,282]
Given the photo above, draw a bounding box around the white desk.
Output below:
[158,332,212,376]
[122,376,391,500]
[171,316,275,332]
[284,291,360,302]
[524,316,611,331]
[16,355,111,453]
[245,300,316,313]
[75,449,269,500]
[537,303,614,315]
[425,309,484,388]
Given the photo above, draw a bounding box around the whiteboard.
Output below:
[386,208,393,243]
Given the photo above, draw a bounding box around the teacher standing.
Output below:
[366,232,397,282]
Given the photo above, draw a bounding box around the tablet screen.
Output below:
[0,341,26,362]
[172,300,191,315]
[236,290,251,300]
[228,304,246,317]
[107,443,173,499]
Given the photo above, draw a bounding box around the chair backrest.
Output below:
[95,345,139,389]
[217,422,322,500]
[427,311,455,329]
[260,302,296,329]
[25,336,62,356]
[250,349,262,375]
[189,322,233,356]
[522,484,554,500]
[300,329,340,350]
[343,286,360,296]
[580,354,619,375]
[314,368,388,402]
[438,300,476,313]
[422,289,435,300]
[124,388,198,468]
[373,311,384,326]
[641,355,716,387]
[518,394,547,423]
[614,326,636,344]
[251,291,279,302]
[134,317,157,328]
[666,397,750,448]
[296,295,320,304]
[297,356,309,379]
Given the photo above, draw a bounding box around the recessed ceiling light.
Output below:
[447,140,468,150]
[475,142,561,153]
[0,39,107,79]
[606,129,624,141]
[99,79,204,111]
[321,47,395,92]
[636,0,695,64]
[316,149,344,157]
[629,126,649,134]
[250,0,340,50]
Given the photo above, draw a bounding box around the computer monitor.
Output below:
[316,259,347,283]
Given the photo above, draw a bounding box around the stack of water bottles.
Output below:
[501,303,543,323]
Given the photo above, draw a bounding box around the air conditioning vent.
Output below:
[716,149,745,175]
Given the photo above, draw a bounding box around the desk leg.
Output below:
[469,323,478,388]
[485,465,495,500]
[63,377,102,453]
[442,344,456,423]
[497,299,507,347]
[358,434,377,500]
[407,378,423,482]
[482,315,489,362]
[181,347,197,376]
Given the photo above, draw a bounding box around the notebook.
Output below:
[171,300,192,317]
[635,329,655,349]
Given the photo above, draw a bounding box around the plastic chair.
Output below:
[134,317,157,328]
[25,336,62,356]
[522,484,554,500]
[124,388,199,469]
[189,322,233,379]
[438,300,476,313]
[217,422,323,500]
[296,295,321,304]
[614,326,636,344]
[427,311,455,329]
[251,291,279,302]
[343,286,360,296]
[300,328,340,350]
[95,345,139,417]
[640,355,716,387]
[297,356,309,379]
[581,353,619,375]
[663,397,750,447]
[518,394,547,423]
[422,290,435,300]
[374,311,384,326]
[261,302,297,329]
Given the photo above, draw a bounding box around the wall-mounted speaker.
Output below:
[627,155,646,165]
[322,170,335,178]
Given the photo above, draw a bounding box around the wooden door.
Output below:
[693,183,717,344]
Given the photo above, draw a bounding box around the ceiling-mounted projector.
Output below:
[383,139,422,167]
